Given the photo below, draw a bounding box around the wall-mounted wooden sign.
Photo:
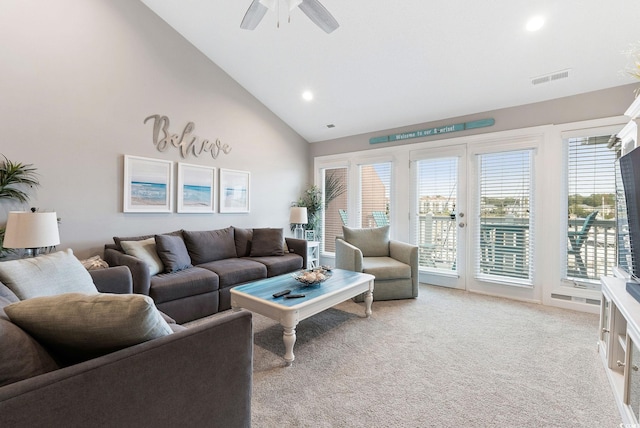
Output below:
[144,114,232,160]
[369,118,495,144]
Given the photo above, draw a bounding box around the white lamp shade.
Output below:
[289,206,308,224]
[3,211,60,249]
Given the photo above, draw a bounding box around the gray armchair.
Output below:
[335,225,419,302]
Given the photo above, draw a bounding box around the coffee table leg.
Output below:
[364,289,373,318]
[282,325,296,366]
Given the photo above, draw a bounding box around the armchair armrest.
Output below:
[390,240,418,266]
[285,238,308,268]
[89,266,133,294]
[335,238,364,272]
[103,247,151,295]
[0,311,253,428]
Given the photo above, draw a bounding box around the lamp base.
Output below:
[294,225,305,240]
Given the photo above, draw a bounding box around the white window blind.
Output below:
[322,167,348,254]
[476,150,534,283]
[359,163,391,228]
[566,135,615,281]
[416,158,458,271]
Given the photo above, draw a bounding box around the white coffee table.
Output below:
[230,268,374,366]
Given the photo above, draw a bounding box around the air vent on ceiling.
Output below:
[531,69,571,86]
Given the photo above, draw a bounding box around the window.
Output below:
[359,162,391,228]
[415,157,458,271]
[476,150,534,283]
[321,167,348,254]
[565,135,616,283]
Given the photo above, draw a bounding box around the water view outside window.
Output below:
[477,150,534,283]
[566,135,616,283]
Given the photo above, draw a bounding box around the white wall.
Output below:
[0,0,309,259]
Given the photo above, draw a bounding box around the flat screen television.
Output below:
[617,146,640,282]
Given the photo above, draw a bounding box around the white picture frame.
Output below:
[219,168,250,213]
[177,163,216,213]
[123,155,173,213]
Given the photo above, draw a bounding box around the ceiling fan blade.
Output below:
[298,0,339,34]
[240,0,269,30]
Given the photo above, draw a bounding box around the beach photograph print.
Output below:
[124,155,173,213]
[178,163,215,213]
[219,168,250,213]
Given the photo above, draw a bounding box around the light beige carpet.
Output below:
[190,284,620,427]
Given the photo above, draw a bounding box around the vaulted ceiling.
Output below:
[141,0,640,142]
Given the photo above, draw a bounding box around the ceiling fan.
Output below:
[241,0,339,34]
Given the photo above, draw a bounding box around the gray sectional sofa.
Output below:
[0,258,253,427]
[104,226,307,323]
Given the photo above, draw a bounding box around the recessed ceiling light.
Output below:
[526,15,545,32]
[302,91,314,101]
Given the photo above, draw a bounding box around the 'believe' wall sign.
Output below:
[369,118,495,144]
[144,114,232,160]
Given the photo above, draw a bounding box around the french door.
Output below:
[411,145,467,289]
[411,141,538,299]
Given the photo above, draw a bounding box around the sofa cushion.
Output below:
[4,293,173,363]
[155,234,192,273]
[362,256,411,280]
[120,237,164,276]
[343,225,390,257]
[233,227,253,257]
[0,249,98,300]
[250,228,285,257]
[247,253,303,277]
[0,296,59,387]
[198,258,267,288]
[183,227,237,264]
[150,267,220,304]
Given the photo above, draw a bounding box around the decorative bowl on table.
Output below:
[292,267,332,286]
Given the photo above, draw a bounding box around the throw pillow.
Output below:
[0,295,59,387]
[154,234,192,273]
[0,249,98,300]
[343,225,390,257]
[250,228,285,257]
[4,293,173,363]
[113,230,183,252]
[120,237,164,276]
[183,227,237,264]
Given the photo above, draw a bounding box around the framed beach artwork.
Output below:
[123,155,174,213]
[177,163,216,213]
[219,168,250,213]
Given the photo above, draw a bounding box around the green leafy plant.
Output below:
[0,155,40,256]
[291,171,346,236]
[0,155,40,202]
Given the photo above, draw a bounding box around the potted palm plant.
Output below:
[0,155,40,256]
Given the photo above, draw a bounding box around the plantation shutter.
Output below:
[476,149,535,284]
[359,163,391,228]
[322,167,348,254]
[565,135,616,281]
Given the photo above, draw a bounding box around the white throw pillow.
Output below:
[0,249,98,300]
[4,293,173,359]
[120,238,164,276]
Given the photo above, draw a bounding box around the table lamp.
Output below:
[3,211,60,257]
[289,207,308,239]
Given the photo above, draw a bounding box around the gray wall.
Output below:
[310,84,638,157]
[0,0,309,259]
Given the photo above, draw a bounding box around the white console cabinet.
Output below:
[599,275,640,424]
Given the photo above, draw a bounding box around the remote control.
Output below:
[285,293,305,299]
[272,289,291,298]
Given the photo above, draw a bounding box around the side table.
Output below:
[306,241,320,269]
